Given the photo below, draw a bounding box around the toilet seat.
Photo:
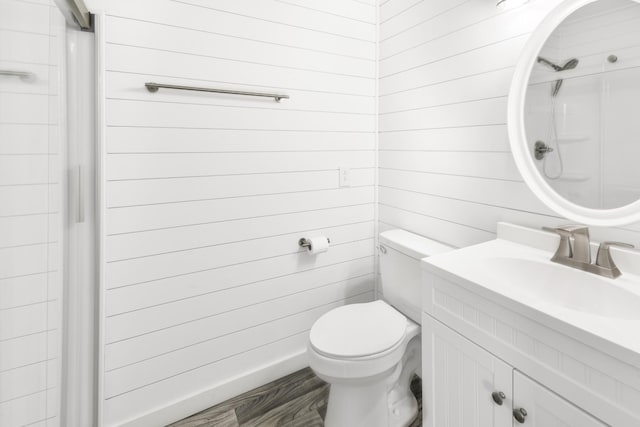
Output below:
[309,300,407,359]
[307,301,419,382]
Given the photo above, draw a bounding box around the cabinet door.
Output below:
[513,372,608,427]
[422,314,512,427]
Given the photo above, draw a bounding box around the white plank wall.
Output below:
[377,0,640,250]
[0,1,63,427]
[98,0,377,425]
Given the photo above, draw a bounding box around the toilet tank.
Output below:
[379,230,453,323]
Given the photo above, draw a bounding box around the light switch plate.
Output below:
[339,167,351,187]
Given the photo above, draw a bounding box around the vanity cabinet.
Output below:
[423,315,608,427]
[422,314,512,427]
[513,372,606,427]
[420,223,640,426]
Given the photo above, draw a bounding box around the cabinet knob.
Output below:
[513,408,528,424]
[491,391,506,405]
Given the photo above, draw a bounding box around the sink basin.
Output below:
[477,257,640,320]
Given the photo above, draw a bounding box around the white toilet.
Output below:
[307,230,452,427]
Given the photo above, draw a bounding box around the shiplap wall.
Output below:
[378,0,640,249]
[98,0,377,425]
[0,1,63,426]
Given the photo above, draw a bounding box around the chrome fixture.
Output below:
[533,57,580,180]
[534,141,554,160]
[513,408,528,424]
[298,237,330,249]
[491,391,506,406]
[596,242,634,278]
[53,0,93,31]
[145,82,290,102]
[544,225,591,263]
[0,70,34,80]
[552,80,563,97]
[537,57,579,72]
[543,225,635,278]
[608,54,618,64]
[537,56,579,97]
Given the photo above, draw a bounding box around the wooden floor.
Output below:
[169,368,422,427]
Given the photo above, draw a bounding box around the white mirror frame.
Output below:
[508,0,640,226]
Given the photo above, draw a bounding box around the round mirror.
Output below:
[509,0,640,226]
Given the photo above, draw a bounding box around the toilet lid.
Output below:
[309,301,407,358]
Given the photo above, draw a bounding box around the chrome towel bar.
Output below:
[0,70,34,80]
[145,82,289,102]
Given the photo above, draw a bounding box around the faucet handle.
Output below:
[596,242,634,268]
[595,242,634,278]
[542,226,573,258]
[598,241,634,249]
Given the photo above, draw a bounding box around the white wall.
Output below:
[378,0,640,249]
[0,1,64,426]
[97,0,377,425]
[85,0,640,425]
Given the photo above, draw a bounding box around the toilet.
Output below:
[307,230,452,427]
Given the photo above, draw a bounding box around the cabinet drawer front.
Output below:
[513,372,608,427]
[422,313,512,427]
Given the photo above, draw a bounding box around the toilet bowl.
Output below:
[307,230,452,427]
[308,300,421,427]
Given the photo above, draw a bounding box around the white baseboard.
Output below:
[119,350,309,427]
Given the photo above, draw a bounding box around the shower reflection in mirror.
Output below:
[524,0,640,210]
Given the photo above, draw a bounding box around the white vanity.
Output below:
[421,223,640,427]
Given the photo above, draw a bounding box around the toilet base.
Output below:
[320,337,421,427]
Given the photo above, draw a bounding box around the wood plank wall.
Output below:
[0,1,63,426]
[377,0,640,249]
[98,0,377,425]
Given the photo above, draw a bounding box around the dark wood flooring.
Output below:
[169,368,422,427]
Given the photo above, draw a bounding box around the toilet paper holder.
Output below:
[299,237,330,248]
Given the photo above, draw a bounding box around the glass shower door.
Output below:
[0,1,66,426]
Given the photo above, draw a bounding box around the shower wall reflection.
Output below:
[525,0,640,209]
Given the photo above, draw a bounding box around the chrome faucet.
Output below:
[543,225,634,279]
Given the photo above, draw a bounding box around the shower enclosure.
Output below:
[0,1,95,426]
[525,0,640,210]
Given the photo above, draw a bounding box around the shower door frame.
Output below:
[61,22,100,427]
[54,0,99,425]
